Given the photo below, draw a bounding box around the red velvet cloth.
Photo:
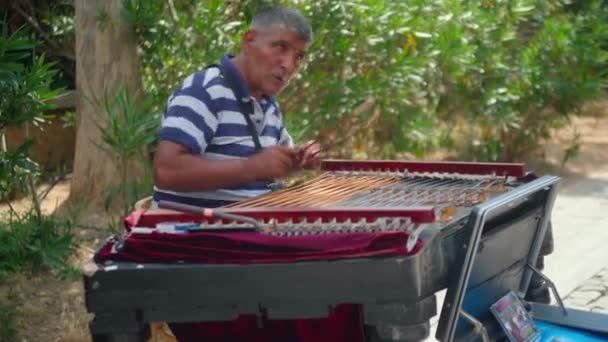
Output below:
[97,209,423,264]
[169,305,364,342]
[94,209,423,342]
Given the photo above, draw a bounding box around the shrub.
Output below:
[0,286,18,342]
[0,213,74,276]
[89,84,159,216]
[0,19,61,204]
[10,1,606,164]
[122,0,607,162]
[0,20,73,279]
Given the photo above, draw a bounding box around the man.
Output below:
[152,6,319,209]
[151,7,327,341]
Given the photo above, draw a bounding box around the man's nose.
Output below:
[280,53,298,74]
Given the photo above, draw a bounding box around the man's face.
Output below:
[243,25,309,97]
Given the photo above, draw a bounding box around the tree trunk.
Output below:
[71,0,143,207]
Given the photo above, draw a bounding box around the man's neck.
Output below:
[231,54,263,101]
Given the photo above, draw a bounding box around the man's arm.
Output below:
[154,140,296,192]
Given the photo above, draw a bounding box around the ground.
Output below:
[1,100,607,342]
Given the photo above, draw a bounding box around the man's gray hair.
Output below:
[251,6,313,42]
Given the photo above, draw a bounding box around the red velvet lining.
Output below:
[94,209,424,341]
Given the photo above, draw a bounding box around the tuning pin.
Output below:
[398,218,408,230]
[340,218,351,233]
[313,218,323,229]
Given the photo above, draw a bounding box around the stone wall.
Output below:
[4,91,76,173]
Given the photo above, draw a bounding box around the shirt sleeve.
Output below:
[278,126,294,148]
[273,102,294,148]
[159,75,218,154]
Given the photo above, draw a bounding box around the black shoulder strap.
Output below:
[208,63,263,152]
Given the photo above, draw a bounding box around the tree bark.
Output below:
[71,0,143,207]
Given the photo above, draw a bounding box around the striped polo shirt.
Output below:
[153,54,293,208]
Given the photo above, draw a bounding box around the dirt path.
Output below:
[525,100,608,186]
[1,100,607,342]
[0,183,109,342]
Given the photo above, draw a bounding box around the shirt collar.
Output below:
[220,53,274,103]
[220,54,251,101]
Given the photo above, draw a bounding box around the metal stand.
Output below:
[436,175,561,341]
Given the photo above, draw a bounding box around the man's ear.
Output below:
[242,30,256,47]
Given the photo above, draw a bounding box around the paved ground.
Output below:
[546,164,608,313]
[563,267,608,313]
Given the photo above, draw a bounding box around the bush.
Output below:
[440,0,608,161]
[123,0,607,162]
[0,213,74,277]
[0,23,62,130]
[0,19,73,280]
[0,19,62,203]
[0,286,18,342]
[8,1,606,163]
[89,84,159,216]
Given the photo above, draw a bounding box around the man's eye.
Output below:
[273,42,289,51]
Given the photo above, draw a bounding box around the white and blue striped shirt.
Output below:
[153,54,293,207]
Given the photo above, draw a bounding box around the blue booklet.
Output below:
[491,291,541,342]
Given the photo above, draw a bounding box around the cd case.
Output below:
[490,291,541,342]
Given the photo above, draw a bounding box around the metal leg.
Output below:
[89,313,150,342]
[363,297,436,342]
[526,262,568,316]
[525,221,554,304]
[460,310,489,342]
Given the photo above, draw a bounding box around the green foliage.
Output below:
[1,0,76,89]
[0,19,61,207]
[0,19,72,279]
[0,23,63,131]
[0,213,74,276]
[0,23,41,210]
[441,0,608,161]
[561,129,581,168]
[0,140,40,202]
[88,84,159,216]
[59,109,75,128]
[4,1,608,162]
[0,286,18,342]
[122,0,607,162]
[90,84,158,160]
[59,264,83,280]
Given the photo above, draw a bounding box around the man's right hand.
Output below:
[245,145,297,180]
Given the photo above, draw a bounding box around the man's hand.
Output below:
[245,145,297,180]
[294,140,321,169]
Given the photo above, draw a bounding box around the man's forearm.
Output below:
[154,154,256,192]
